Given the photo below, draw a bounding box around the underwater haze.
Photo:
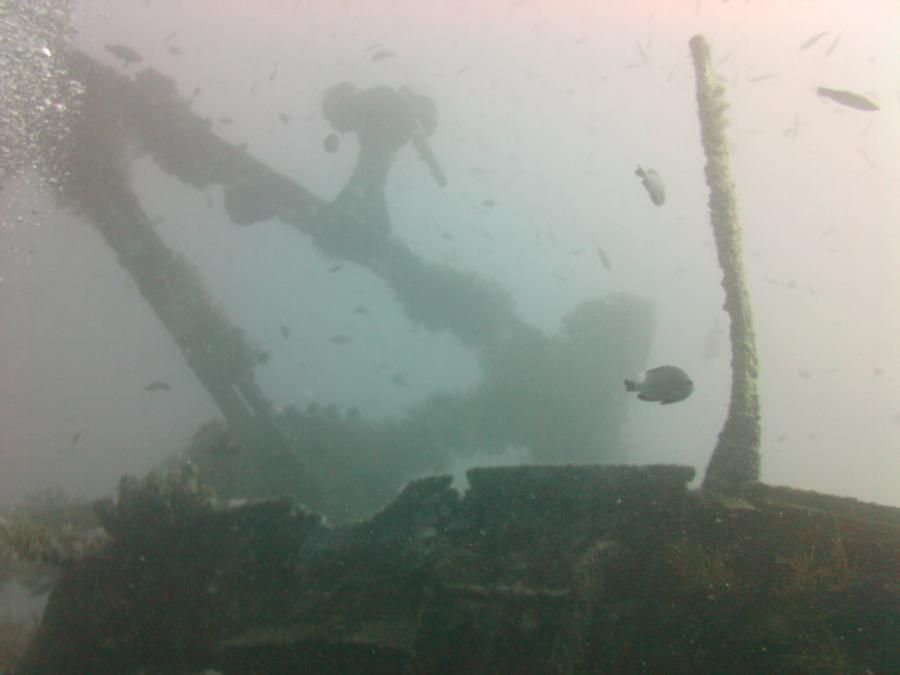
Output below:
[1,0,899,513]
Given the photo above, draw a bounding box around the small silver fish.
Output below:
[625,366,693,404]
[800,31,829,50]
[635,166,666,206]
[144,381,172,392]
[816,87,879,111]
[106,44,142,64]
[596,247,612,270]
[371,49,395,62]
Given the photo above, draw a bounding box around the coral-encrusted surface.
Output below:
[16,465,899,674]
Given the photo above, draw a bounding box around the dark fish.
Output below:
[70,430,82,446]
[371,49,395,62]
[279,324,290,338]
[482,199,497,207]
[625,366,693,404]
[391,373,408,388]
[797,369,812,379]
[323,133,340,153]
[192,86,201,98]
[278,113,291,124]
[269,62,278,81]
[824,34,841,57]
[106,44,142,64]
[596,247,611,270]
[164,30,179,43]
[800,31,829,50]
[635,165,666,206]
[168,45,183,56]
[144,381,172,392]
[748,73,775,83]
[329,335,351,344]
[219,117,234,124]
[329,264,343,273]
[816,87,879,111]
[353,306,369,315]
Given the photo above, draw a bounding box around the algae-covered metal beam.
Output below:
[689,35,761,489]
[49,51,308,498]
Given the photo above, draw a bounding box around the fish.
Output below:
[143,381,172,392]
[635,165,666,206]
[824,34,841,57]
[391,373,408,388]
[482,199,497,207]
[278,113,291,124]
[279,324,290,338]
[269,62,278,81]
[624,366,693,404]
[797,369,812,379]
[596,247,612,270]
[816,87,879,111]
[323,133,340,153]
[636,41,649,66]
[329,264,343,273]
[371,49,395,62]
[329,335,351,345]
[783,115,799,140]
[164,30,179,43]
[857,148,876,170]
[800,31,829,50]
[353,305,369,315]
[106,44,142,64]
[717,49,736,65]
[70,430,82,446]
[168,45,183,56]
[748,73,775,83]
[219,117,234,124]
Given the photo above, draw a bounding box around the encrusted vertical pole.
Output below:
[689,35,761,489]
